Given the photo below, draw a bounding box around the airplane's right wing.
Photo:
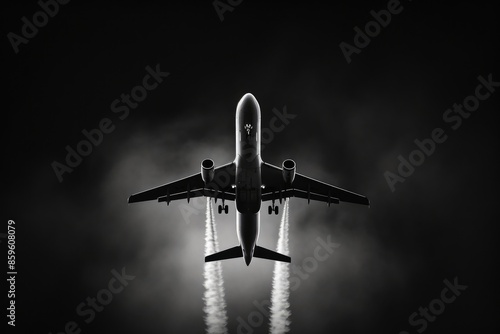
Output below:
[128,162,236,204]
[261,162,369,206]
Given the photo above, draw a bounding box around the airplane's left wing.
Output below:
[261,162,369,206]
[128,162,236,204]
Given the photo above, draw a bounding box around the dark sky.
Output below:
[3,1,499,333]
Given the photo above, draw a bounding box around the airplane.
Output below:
[128,93,369,266]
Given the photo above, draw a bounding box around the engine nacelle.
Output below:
[201,159,215,184]
[282,159,296,184]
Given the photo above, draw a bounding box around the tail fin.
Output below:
[254,246,290,263]
[205,246,242,262]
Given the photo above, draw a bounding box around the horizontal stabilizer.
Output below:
[254,246,291,263]
[205,246,242,262]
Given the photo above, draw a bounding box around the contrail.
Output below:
[269,199,291,334]
[203,198,229,334]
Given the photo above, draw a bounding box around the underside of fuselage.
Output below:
[236,212,259,265]
[235,93,263,265]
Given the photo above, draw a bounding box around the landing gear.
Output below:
[268,205,279,215]
[268,198,279,215]
[218,204,229,214]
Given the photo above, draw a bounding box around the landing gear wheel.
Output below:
[224,205,229,214]
[274,206,279,215]
[268,205,273,215]
[218,205,222,214]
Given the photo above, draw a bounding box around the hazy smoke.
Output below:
[269,199,291,334]
[203,198,228,334]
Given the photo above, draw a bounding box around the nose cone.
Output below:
[236,93,260,117]
[238,93,257,108]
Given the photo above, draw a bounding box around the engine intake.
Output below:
[282,159,296,184]
[201,159,215,184]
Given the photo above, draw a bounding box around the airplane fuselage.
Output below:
[235,94,262,265]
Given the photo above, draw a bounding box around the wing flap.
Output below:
[128,173,203,203]
[157,189,236,204]
[294,173,369,206]
[261,189,339,204]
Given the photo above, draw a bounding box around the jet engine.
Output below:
[282,159,296,184]
[201,159,215,184]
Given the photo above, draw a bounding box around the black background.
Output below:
[3,1,499,333]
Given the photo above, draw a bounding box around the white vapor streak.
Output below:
[269,199,291,334]
[203,198,228,334]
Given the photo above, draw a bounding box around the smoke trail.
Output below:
[269,199,291,334]
[203,198,229,334]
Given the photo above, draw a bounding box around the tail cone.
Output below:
[244,254,252,266]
